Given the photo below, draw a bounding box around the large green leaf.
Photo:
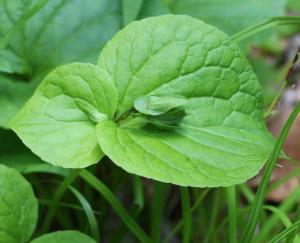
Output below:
[96,15,273,187]
[0,164,38,243]
[0,0,122,128]
[10,63,118,168]
[30,231,97,243]
[160,0,286,35]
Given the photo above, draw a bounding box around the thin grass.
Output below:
[226,186,237,243]
[180,187,191,243]
[241,102,300,243]
[40,169,80,234]
[69,186,100,242]
[79,169,151,243]
[151,182,168,243]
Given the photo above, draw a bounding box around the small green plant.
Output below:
[10,15,274,187]
[2,1,300,243]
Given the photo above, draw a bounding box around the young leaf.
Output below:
[96,15,274,187]
[30,230,97,243]
[134,95,188,116]
[0,164,38,243]
[10,63,118,168]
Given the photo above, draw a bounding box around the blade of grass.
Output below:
[180,187,191,243]
[263,205,292,227]
[0,0,49,50]
[110,175,144,243]
[255,187,300,242]
[226,186,237,243]
[270,221,300,243]
[79,169,151,243]
[203,190,221,243]
[232,16,300,42]
[151,182,168,243]
[40,169,80,234]
[239,184,255,203]
[39,199,101,216]
[286,202,300,243]
[163,188,210,243]
[69,186,100,242]
[241,101,300,243]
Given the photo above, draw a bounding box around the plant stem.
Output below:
[241,101,300,243]
[270,221,300,243]
[286,203,300,243]
[232,16,300,43]
[0,0,49,50]
[40,169,80,234]
[264,80,287,118]
[180,187,191,243]
[151,182,168,243]
[163,188,210,243]
[79,169,151,243]
[226,186,237,243]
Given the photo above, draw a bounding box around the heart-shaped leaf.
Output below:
[0,164,38,243]
[96,15,274,187]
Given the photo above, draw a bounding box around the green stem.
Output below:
[232,16,300,42]
[180,187,191,243]
[264,80,287,118]
[241,101,300,243]
[270,221,300,243]
[163,188,210,243]
[226,186,237,243]
[151,182,168,243]
[286,203,300,243]
[203,190,221,243]
[39,199,101,215]
[40,169,80,234]
[0,0,49,50]
[79,169,151,243]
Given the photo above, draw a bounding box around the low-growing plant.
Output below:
[1,1,300,243]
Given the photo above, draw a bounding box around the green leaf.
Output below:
[95,15,273,187]
[10,63,118,168]
[0,0,122,128]
[0,164,38,243]
[134,95,188,116]
[160,0,286,35]
[122,0,144,26]
[0,74,35,128]
[30,230,97,243]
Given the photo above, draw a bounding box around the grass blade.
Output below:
[40,169,80,234]
[79,169,151,243]
[180,187,191,243]
[151,182,168,243]
[203,190,221,243]
[241,101,300,243]
[286,203,300,243]
[226,186,237,243]
[255,187,300,242]
[270,221,300,243]
[69,186,100,242]
[232,16,300,42]
[163,188,210,243]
